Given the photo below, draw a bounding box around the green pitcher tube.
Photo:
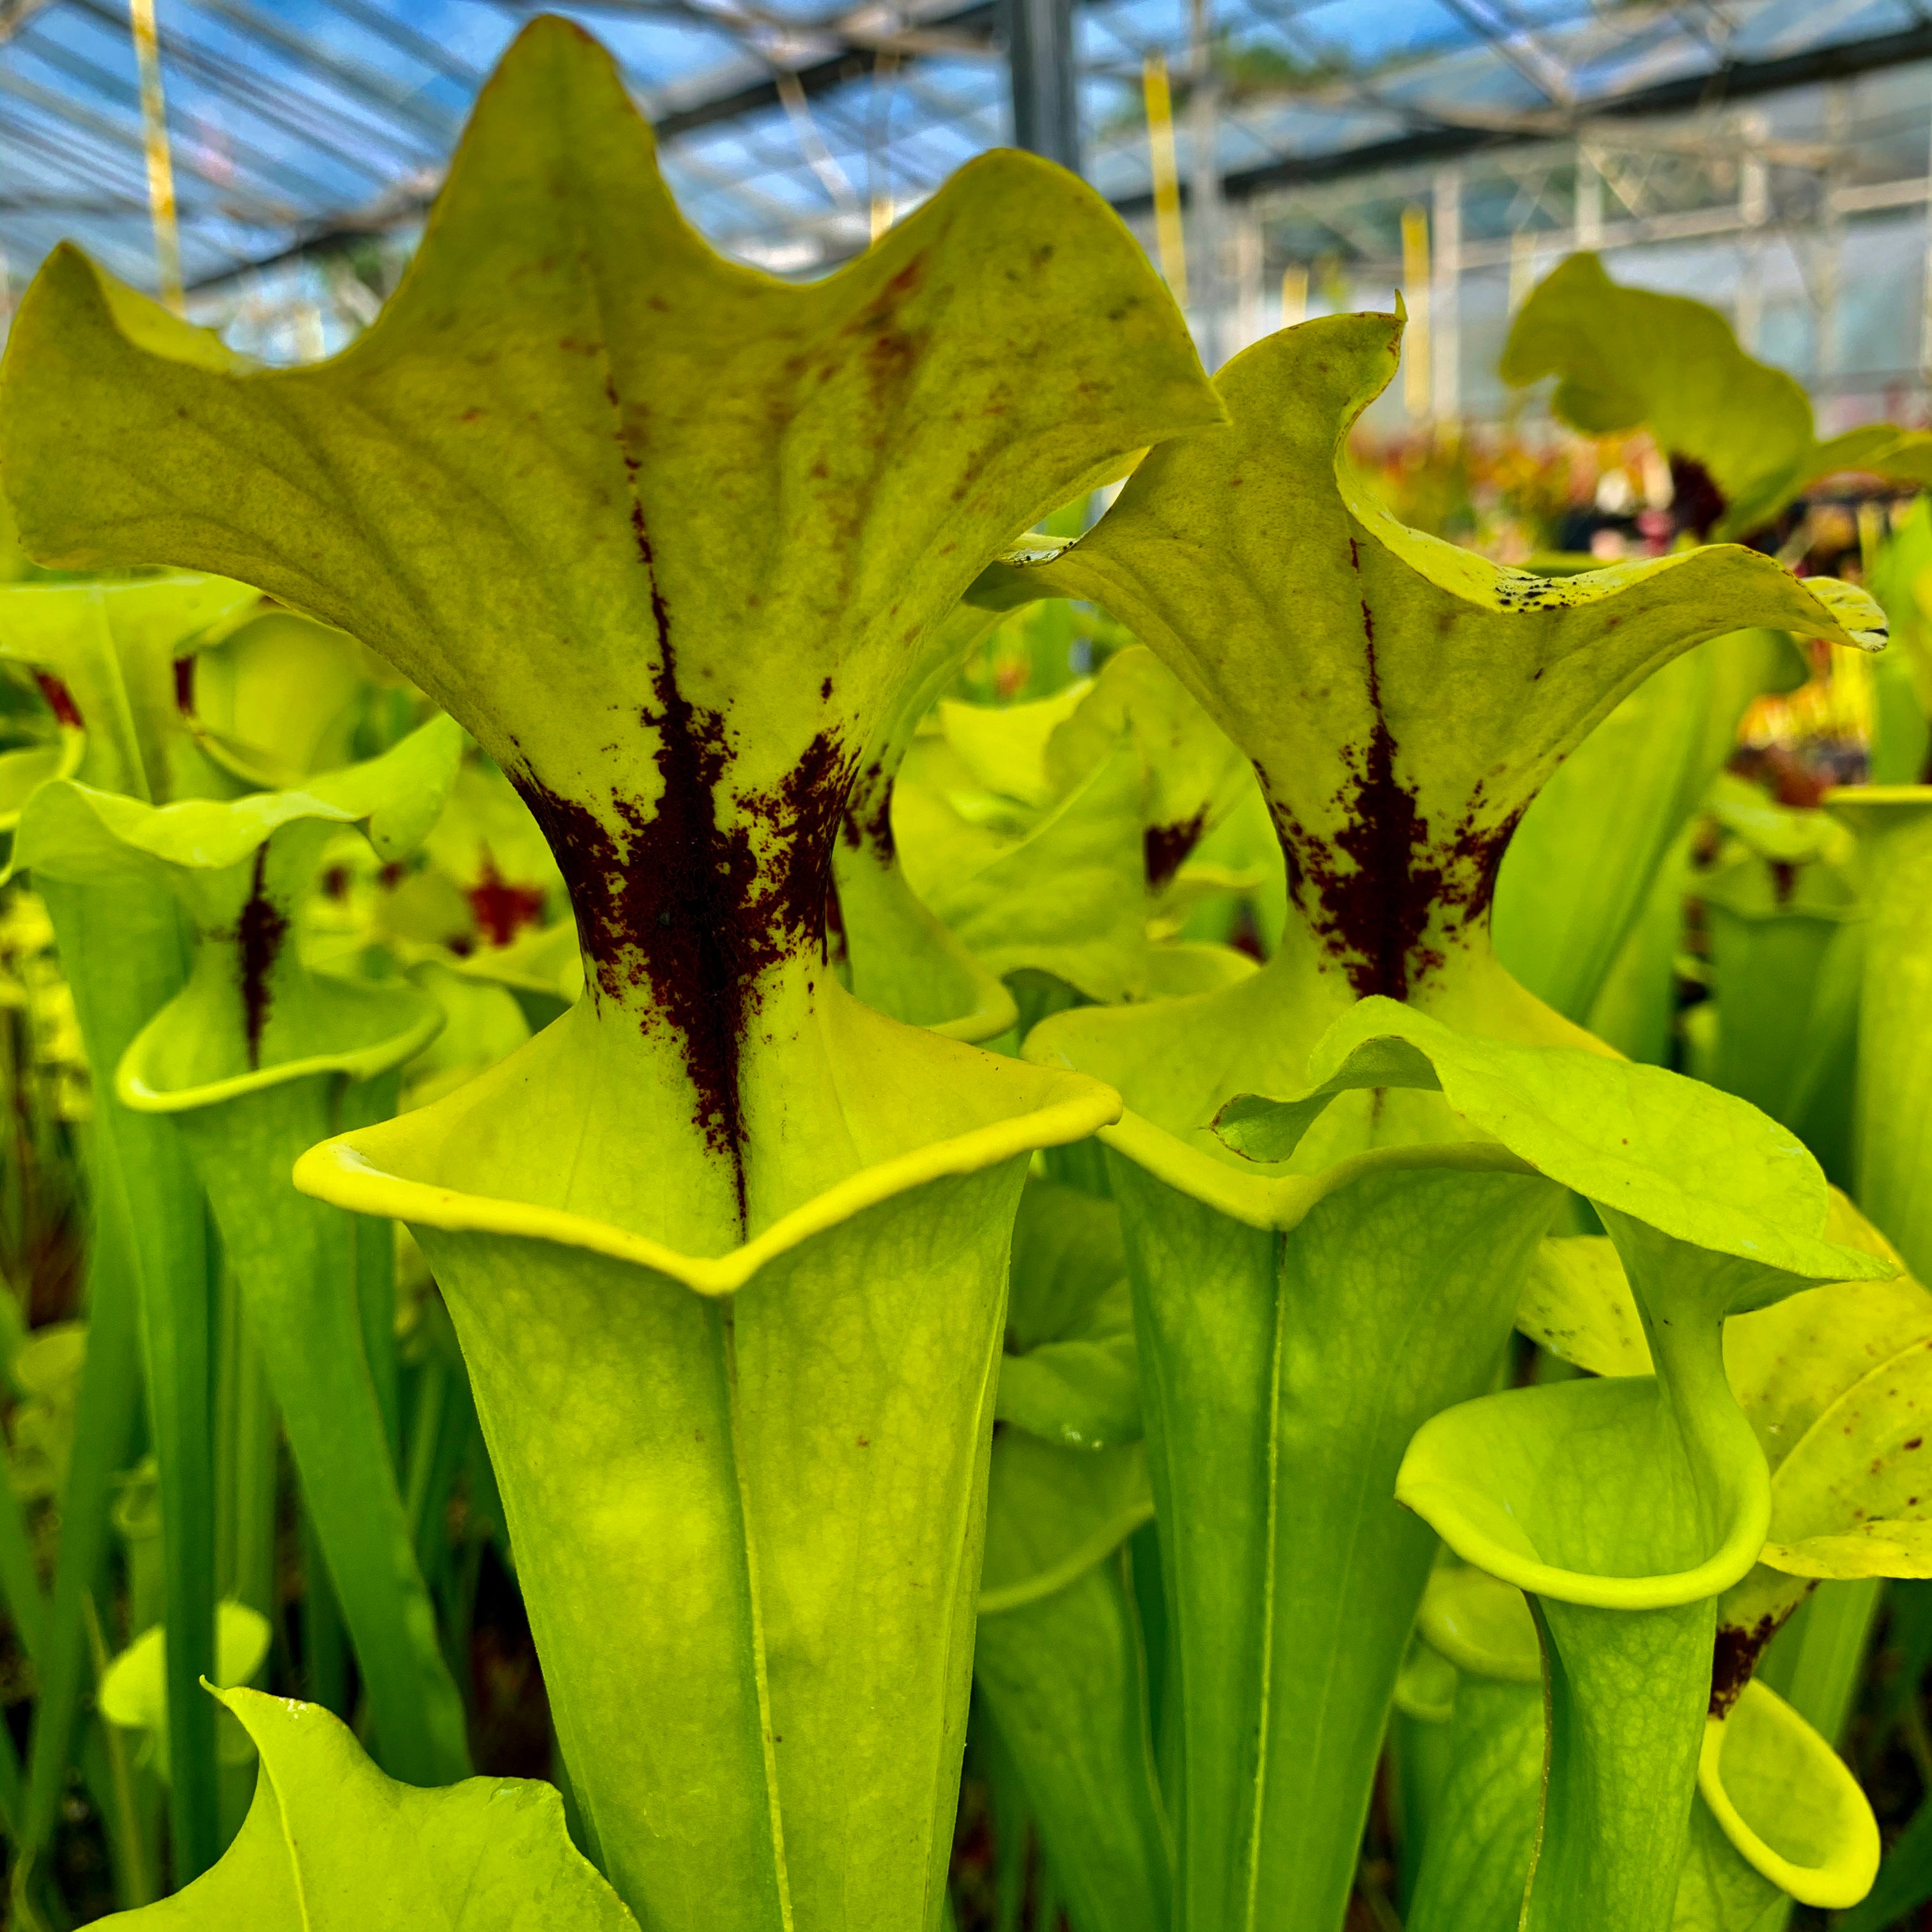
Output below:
[1010,312,1882,1932]
[15,724,474,1788]
[0,572,261,1880]
[1827,788,1932,1278]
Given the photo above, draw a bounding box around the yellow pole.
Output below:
[1507,229,1535,316]
[1400,203,1430,418]
[1144,56,1187,305]
[1858,496,1887,578]
[128,0,183,313]
[1280,261,1308,328]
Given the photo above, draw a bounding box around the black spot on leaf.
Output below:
[512,640,857,1233]
[1280,609,1522,1001]
[1709,1612,1782,1717]
[237,844,289,1070]
[1144,809,1208,891]
[33,672,80,729]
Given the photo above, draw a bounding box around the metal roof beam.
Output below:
[64,0,438,180]
[652,0,995,139]
[1110,17,1932,213]
[178,6,1932,291]
[8,11,364,208]
[1,105,157,206]
[309,0,489,89]
[0,0,55,46]
[1429,0,1574,107]
[0,60,298,217]
[172,0,466,148]
[185,0,999,286]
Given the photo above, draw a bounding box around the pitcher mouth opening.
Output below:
[294,1059,1121,1297]
[118,976,443,1115]
[1397,1378,1773,1612]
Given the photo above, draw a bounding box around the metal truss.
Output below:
[1,0,1929,317]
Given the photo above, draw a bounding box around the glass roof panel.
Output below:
[0,0,1924,316]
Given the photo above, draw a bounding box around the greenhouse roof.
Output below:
[1,0,1928,299]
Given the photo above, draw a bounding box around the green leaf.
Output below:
[172,1081,473,1788]
[832,598,1025,1045]
[1406,1673,1871,1932]
[298,1130,1115,1931]
[1213,996,1883,1287]
[891,645,1258,1008]
[939,683,1092,809]
[1827,787,1932,1284]
[1404,1673,1544,1932]
[0,576,259,803]
[995,1183,1141,1452]
[1719,1296,1932,1651]
[417,757,565,928]
[98,1602,271,1777]
[1492,629,1801,1025]
[1722,1191,1915,1473]
[831,831,1019,1041]
[1285,1001,1893,1931]
[31,870,224,1880]
[1041,644,1254,890]
[1416,1565,1541,1685]
[17,719,461,1106]
[16,1162,148,1878]
[1698,845,1863,1188]
[1401,1563,1878,1930]
[425,920,583,1034]
[1706,772,1851,867]
[979,1430,1153,1616]
[1404,1242,1779,1611]
[18,728,475,1788]
[404,961,535,1111]
[903,739,1150,1002]
[1754,1333,1932,1563]
[1509,1193,1932,1718]
[183,608,385,790]
[974,1431,1168,1932]
[1100,1144,1560,1932]
[1582,819,1695,1064]
[95,1685,639,1931]
[1516,1235,1652,1377]
[1696,809,1862,1147]
[1406,1174,1901,1615]
[1399,1229,1874,1932]
[1762,1521,1932,1578]
[1144,939,1259,997]
[1671,1798,1781,1932]
[1402,1665,1864,1932]
[1501,252,1932,540]
[1391,1634,1459,1723]
[0,736,82,836]
[19,711,462,889]
[1868,498,1932,785]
